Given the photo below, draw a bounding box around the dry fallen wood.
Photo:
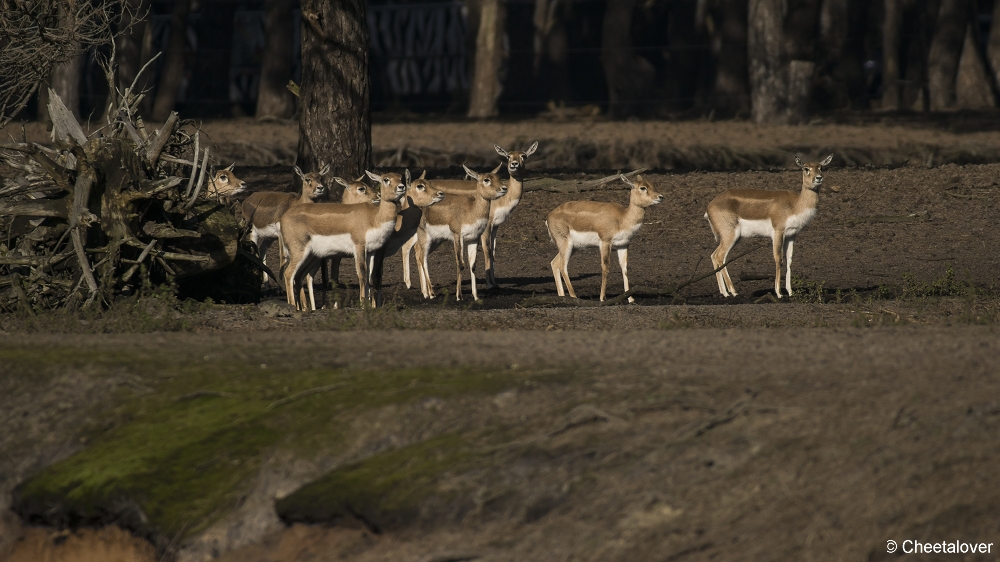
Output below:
[0,198,69,218]
[0,84,243,310]
[840,212,930,225]
[523,168,649,193]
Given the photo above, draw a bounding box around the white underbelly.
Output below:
[783,209,816,237]
[253,222,281,243]
[365,221,397,250]
[423,222,453,243]
[611,225,641,248]
[461,219,487,241]
[490,200,518,226]
[737,218,774,239]
[569,230,601,248]
[307,233,355,258]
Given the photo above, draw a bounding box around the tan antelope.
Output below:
[279,174,407,310]
[298,174,382,310]
[414,164,507,301]
[367,172,445,306]
[705,154,833,298]
[401,141,538,289]
[320,171,443,307]
[241,164,329,286]
[545,174,662,303]
[207,163,247,199]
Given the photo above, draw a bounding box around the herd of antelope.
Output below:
[214,142,834,309]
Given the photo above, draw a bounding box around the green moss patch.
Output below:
[277,433,481,530]
[6,345,540,543]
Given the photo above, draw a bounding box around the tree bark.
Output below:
[298,0,372,184]
[601,0,655,119]
[987,0,1000,100]
[956,24,995,108]
[882,0,902,109]
[256,0,296,119]
[151,0,191,122]
[748,0,787,123]
[50,54,85,121]
[927,0,970,111]
[710,0,749,116]
[468,0,506,118]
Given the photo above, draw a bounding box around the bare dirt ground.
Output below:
[2,118,1000,562]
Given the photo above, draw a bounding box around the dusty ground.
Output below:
[2,118,1000,562]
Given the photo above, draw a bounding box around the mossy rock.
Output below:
[5,345,536,546]
[276,433,482,531]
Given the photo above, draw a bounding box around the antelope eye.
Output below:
[219,176,228,183]
[640,186,646,191]
[484,179,491,184]
[383,178,390,183]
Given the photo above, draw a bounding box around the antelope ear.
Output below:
[526,141,538,156]
[365,170,381,182]
[821,154,834,166]
[319,163,331,175]
[491,162,503,174]
[226,162,236,171]
[404,168,411,185]
[494,144,509,158]
[794,156,804,168]
[419,169,427,179]
[334,177,350,188]
[462,164,479,180]
[293,165,305,179]
[620,174,635,188]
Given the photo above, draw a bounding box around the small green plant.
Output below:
[790,276,827,304]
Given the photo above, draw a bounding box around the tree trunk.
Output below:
[298,0,372,185]
[987,0,1000,99]
[189,0,236,116]
[468,0,506,118]
[256,0,296,119]
[927,0,970,110]
[787,60,815,123]
[601,0,655,119]
[105,0,151,121]
[748,0,787,123]
[150,0,191,122]
[710,0,749,116]
[882,0,902,109]
[956,24,995,108]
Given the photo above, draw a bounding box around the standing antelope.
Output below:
[241,164,329,286]
[414,164,507,301]
[279,176,406,310]
[545,174,662,303]
[367,172,445,306]
[705,154,833,298]
[323,171,444,307]
[401,141,538,289]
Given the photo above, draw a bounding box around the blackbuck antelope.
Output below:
[293,174,382,311]
[322,171,443,308]
[705,154,833,298]
[401,141,538,289]
[367,172,445,306]
[241,164,329,286]
[545,174,662,303]
[207,163,247,199]
[279,174,406,310]
[414,164,508,301]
